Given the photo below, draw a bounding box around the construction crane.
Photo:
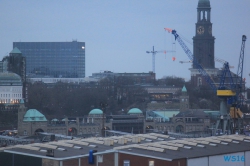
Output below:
[165,27,247,134]
[179,58,234,69]
[214,57,234,68]
[179,60,192,64]
[146,46,175,73]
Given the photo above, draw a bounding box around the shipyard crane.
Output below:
[217,35,247,134]
[146,46,175,73]
[165,27,247,134]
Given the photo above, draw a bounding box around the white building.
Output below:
[0,72,23,104]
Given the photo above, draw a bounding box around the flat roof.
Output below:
[2,134,250,161]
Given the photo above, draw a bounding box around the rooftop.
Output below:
[23,109,47,122]
[0,72,22,86]
[89,109,103,115]
[10,47,22,54]
[1,134,249,161]
[128,108,142,114]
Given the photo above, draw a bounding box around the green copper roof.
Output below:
[0,72,22,86]
[23,109,47,122]
[89,109,103,115]
[128,108,142,114]
[10,47,22,54]
[198,0,210,7]
[182,86,187,92]
[20,99,24,104]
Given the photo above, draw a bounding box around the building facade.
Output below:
[91,71,156,85]
[0,72,23,105]
[13,41,85,78]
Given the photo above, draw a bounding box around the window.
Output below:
[23,130,27,135]
[149,161,154,166]
[123,160,130,166]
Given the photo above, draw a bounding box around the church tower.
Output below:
[191,0,218,86]
[179,86,189,111]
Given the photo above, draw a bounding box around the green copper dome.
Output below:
[23,109,47,122]
[128,108,142,114]
[0,72,22,86]
[89,109,103,115]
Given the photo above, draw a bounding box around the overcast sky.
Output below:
[0,0,250,86]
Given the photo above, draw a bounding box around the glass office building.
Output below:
[13,41,85,78]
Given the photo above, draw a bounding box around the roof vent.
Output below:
[104,139,114,146]
[209,143,217,146]
[183,146,192,149]
[89,144,97,148]
[157,138,164,141]
[74,146,82,149]
[57,148,66,151]
[145,139,153,142]
[244,139,250,142]
[118,138,127,145]
[220,142,228,145]
[197,144,205,148]
[132,137,141,143]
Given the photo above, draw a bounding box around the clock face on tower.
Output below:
[197,26,204,34]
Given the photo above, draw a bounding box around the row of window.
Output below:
[0,94,22,98]
[0,88,21,92]
[0,99,21,104]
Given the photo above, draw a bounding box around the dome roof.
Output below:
[128,108,142,114]
[198,0,210,7]
[0,72,22,86]
[23,109,47,122]
[89,108,103,115]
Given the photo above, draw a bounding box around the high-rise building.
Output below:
[13,41,85,78]
[191,0,219,86]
